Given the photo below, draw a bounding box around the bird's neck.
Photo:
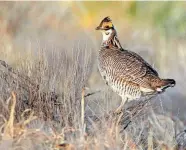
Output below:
[102,30,122,49]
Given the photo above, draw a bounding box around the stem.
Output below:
[81,87,85,134]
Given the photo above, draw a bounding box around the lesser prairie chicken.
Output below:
[96,17,176,112]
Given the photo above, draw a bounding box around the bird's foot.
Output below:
[114,106,123,114]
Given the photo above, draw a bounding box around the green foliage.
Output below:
[127,1,137,17]
[126,1,186,38]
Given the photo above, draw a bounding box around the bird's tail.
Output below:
[156,79,176,92]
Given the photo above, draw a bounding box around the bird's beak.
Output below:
[95,26,101,30]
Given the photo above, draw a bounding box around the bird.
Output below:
[96,16,176,112]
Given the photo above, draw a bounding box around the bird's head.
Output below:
[96,16,116,42]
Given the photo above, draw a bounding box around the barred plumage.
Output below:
[96,17,176,112]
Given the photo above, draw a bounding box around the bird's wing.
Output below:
[126,50,159,76]
[110,49,158,89]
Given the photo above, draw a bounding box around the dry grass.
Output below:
[0,79,182,149]
[0,93,181,150]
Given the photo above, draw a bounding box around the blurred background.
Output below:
[0,1,186,124]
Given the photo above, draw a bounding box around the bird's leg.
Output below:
[115,97,128,113]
